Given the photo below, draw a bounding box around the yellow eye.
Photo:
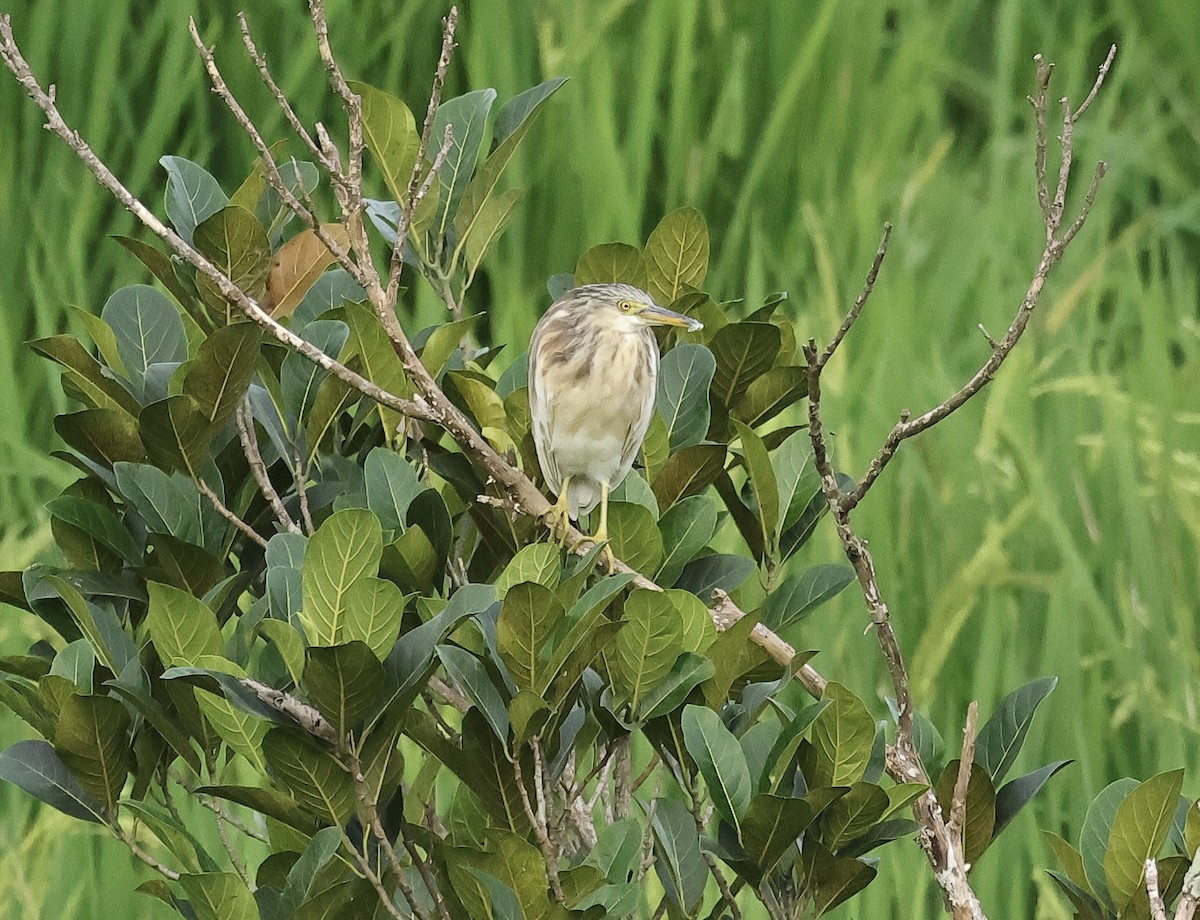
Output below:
[618,300,636,313]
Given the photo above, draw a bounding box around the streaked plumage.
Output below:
[528,283,702,544]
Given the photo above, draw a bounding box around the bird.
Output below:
[528,282,703,565]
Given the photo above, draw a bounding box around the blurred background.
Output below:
[1,0,1197,916]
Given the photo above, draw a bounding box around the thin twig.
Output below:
[1174,827,1200,920]
[238,12,327,167]
[947,701,979,851]
[689,774,742,920]
[513,742,565,901]
[115,827,182,880]
[293,449,315,534]
[1147,858,1169,920]
[342,828,414,920]
[236,401,301,534]
[198,478,269,549]
[815,223,892,368]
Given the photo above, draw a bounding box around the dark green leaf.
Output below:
[809,682,875,787]
[1081,779,1138,910]
[652,796,707,913]
[182,323,263,426]
[437,645,509,742]
[732,366,807,428]
[708,322,781,409]
[177,871,257,920]
[605,501,663,574]
[303,642,385,736]
[53,693,132,814]
[195,784,319,834]
[651,443,726,510]
[495,543,561,599]
[657,343,716,452]
[262,729,355,825]
[431,88,497,235]
[639,652,715,721]
[682,704,751,830]
[740,792,814,878]
[819,781,889,852]
[974,676,1058,783]
[0,739,106,823]
[734,421,778,554]
[193,205,271,312]
[675,553,755,602]
[55,409,147,467]
[138,395,213,475]
[497,582,565,691]
[29,335,142,414]
[993,760,1072,838]
[611,590,682,709]
[100,284,188,388]
[763,565,856,630]
[45,496,140,563]
[575,242,647,289]
[281,320,349,433]
[656,494,719,585]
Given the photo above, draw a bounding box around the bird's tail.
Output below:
[569,479,601,519]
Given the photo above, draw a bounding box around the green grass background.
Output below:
[1,0,1198,916]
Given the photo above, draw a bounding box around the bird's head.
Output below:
[567,283,704,334]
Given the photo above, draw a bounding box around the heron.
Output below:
[528,282,703,566]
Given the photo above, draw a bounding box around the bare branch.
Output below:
[1073,44,1117,121]
[1174,829,1200,920]
[238,12,327,167]
[114,826,182,880]
[236,402,301,535]
[513,742,565,902]
[293,449,316,535]
[1147,858,1169,920]
[240,677,338,744]
[947,701,980,848]
[197,478,269,549]
[816,222,892,368]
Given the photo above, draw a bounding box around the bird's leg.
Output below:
[544,476,574,546]
[592,481,616,573]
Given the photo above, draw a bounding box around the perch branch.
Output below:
[947,701,979,852]
[1147,858,1169,920]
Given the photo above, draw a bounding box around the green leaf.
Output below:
[764,565,856,630]
[120,799,217,874]
[161,155,227,246]
[182,323,262,426]
[974,676,1058,783]
[732,366,807,429]
[341,577,407,660]
[300,509,383,647]
[138,395,213,475]
[258,619,306,685]
[1105,769,1184,912]
[993,760,1072,839]
[352,81,419,207]
[809,682,875,787]
[438,646,510,742]
[43,575,137,675]
[682,704,751,831]
[303,642,385,737]
[45,496,140,563]
[104,680,202,774]
[651,444,726,510]
[262,729,355,825]
[803,839,877,916]
[0,739,106,823]
[278,826,344,918]
[656,494,719,585]
[195,784,318,835]
[29,334,142,414]
[574,242,647,289]
[115,462,217,552]
[734,421,779,555]
[114,235,205,323]
[194,688,269,775]
[193,205,271,313]
[657,343,716,452]
[55,409,147,467]
[651,797,708,913]
[611,589,682,709]
[462,186,524,277]
[146,581,224,666]
[280,320,350,433]
[708,322,782,409]
[339,302,410,437]
[819,781,890,851]
[497,582,565,691]
[100,284,188,386]
[774,432,819,535]
[639,652,715,721]
[53,693,132,814]
[1081,777,1139,910]
[605,501,663,574]
[453,77,565,261]
[644,207,710,306]
[419,315,479,380]
[177,872,258,920]
[676,553,756,603]
[760,700,829,794]
[740,793,814,878]
[495,543,561,599]
[50,640,95,693]
[432,88,497,236]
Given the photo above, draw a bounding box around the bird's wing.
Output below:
[527,323,562,494]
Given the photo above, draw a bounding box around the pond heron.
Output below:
[528,282,703,565]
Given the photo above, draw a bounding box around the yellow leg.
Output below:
[593,480,616,573]
[544,476,574,546]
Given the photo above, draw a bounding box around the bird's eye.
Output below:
[618,300,636,313]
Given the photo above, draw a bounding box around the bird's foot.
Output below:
[543,493,577,549]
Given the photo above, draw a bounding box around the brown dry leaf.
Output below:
[266,224,351,316]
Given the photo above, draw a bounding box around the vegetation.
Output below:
[0,1,1197,918]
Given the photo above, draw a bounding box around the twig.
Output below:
[815,223,891,368]
[688,774,742,920]
[1147,858,1169,920]
[513,742,565,901]
[114,826,182,881]
[238,12,327,168]
[947,701,979,853]
[293,449,315,534]
[197,478,269,549]
[240,677,338,743]
[341,828,414,920]
[236,402,301,534]
[1174,829,1200,920]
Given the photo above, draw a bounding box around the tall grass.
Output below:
[1,0,1198,916]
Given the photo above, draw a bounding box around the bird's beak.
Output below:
[639,303,704,332]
